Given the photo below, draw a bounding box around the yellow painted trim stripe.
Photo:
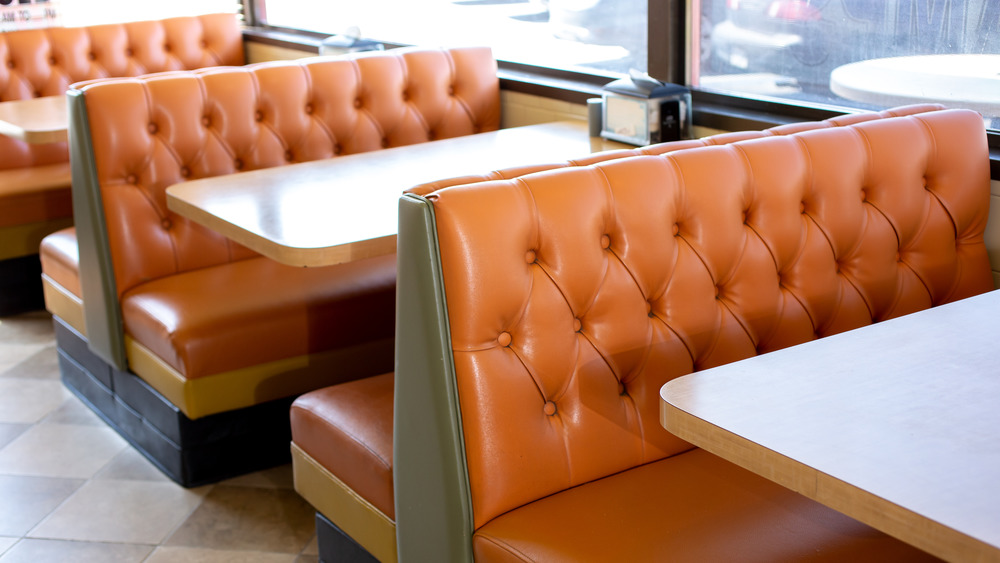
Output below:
[124,336,394,420]
[0,218,73,260]
[292,443,397,563]
[41,274,86,336]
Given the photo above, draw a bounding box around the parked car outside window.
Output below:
[699,0,1000,126]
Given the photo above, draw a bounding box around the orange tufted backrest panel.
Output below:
[75,46,499,298]
[409,103,950,196]
[0,12,243,171]
[428,108,993,529]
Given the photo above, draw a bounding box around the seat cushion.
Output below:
[291,372,395,518]
[290,373,397,562]
[472,448,939,562]
[119,253,396,418]
[39,227,81,298]
[122,253,395,378]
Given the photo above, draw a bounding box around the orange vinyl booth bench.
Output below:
[0,12,244,316]
[41,46,501,486]
[290,105,992,562]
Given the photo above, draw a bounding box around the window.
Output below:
[252,0,648,76]
[694,0,1000,129]
[5,0,240,30]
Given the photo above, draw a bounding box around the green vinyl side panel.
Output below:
[393,193,475,563]
[67,89,126,370]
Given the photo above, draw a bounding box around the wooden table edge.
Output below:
[0,121,67,144]
[166,188,398,268]
[659,391,996,563]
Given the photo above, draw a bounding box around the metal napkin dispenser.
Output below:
[601,72,691,146]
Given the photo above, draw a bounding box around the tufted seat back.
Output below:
[72,46,500,300]
[395,108,993,554]
[0,12,243,171]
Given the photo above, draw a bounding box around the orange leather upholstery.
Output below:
[409,103,949,195]
[291,104,982,562]
[390,107,990,560]
[0,13,243,233]
[71,46,499,419]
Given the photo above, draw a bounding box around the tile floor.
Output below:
[0,310,320,563]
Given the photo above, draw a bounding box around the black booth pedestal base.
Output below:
[53,315,294,487]
[315,511,380,563]
[0,254,45,316]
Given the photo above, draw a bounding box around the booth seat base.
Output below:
[54,315,294,487]
[0,255,46,316]
[315,512,379,563]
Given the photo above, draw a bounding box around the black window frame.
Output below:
[240,0,999,178]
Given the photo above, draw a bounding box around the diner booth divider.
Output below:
[0,12,245,316]
[49,46,502,486]
[292,104,981,561]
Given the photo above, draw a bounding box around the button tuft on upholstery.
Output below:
[381,138,390,148]
[164,43,171,52]
[799,202,806,214]
[125,48,134,56]
[333,144,343,155]
[525,250,536,264]
[543,401,557,416]
[147,123,158,135]
[601,234,610,249]
[618,381,626,395]
[672,223,680,236]
[428,129,436,140]
[304,104,313,114]
[126,174,137,185]
[5,60,13,69]
[498,331,512,347]
[447,86,455,96]
[354,98,363,109]
[860,189,867,201]
[742,212,748,224]
[161,219,172,230]
[254,110,263,122]
[87,52,96,61]
[647,301,654,317]
[49,57,57,65]
[180,166,191,178]
[896,253,902,262]
[234,158,244,170]
[202,116,211,127]
[402,90,410,101]
[33,90,41,98]
[285,150,294,162]
[473,124,481,133]
[715,285,722,299]
[201,40,209,48]
[573,318,582,332]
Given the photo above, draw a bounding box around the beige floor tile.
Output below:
[0,311,54,345]
[0,475,84,536]
[166,486,314,554]
[28,479,210,544]
[0,346,59,380]
[301,534,319,556]
[219,463,295,489]
[0,537,15,557]
[0,423,126,478]
[39,397,106,427]
[144,546,298,562]
[0,424,28,450]
[0,538,151,563]
[0,345,48,375]
[93,447,172,483]
[294,555,319,563]
[0,379,69,424]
